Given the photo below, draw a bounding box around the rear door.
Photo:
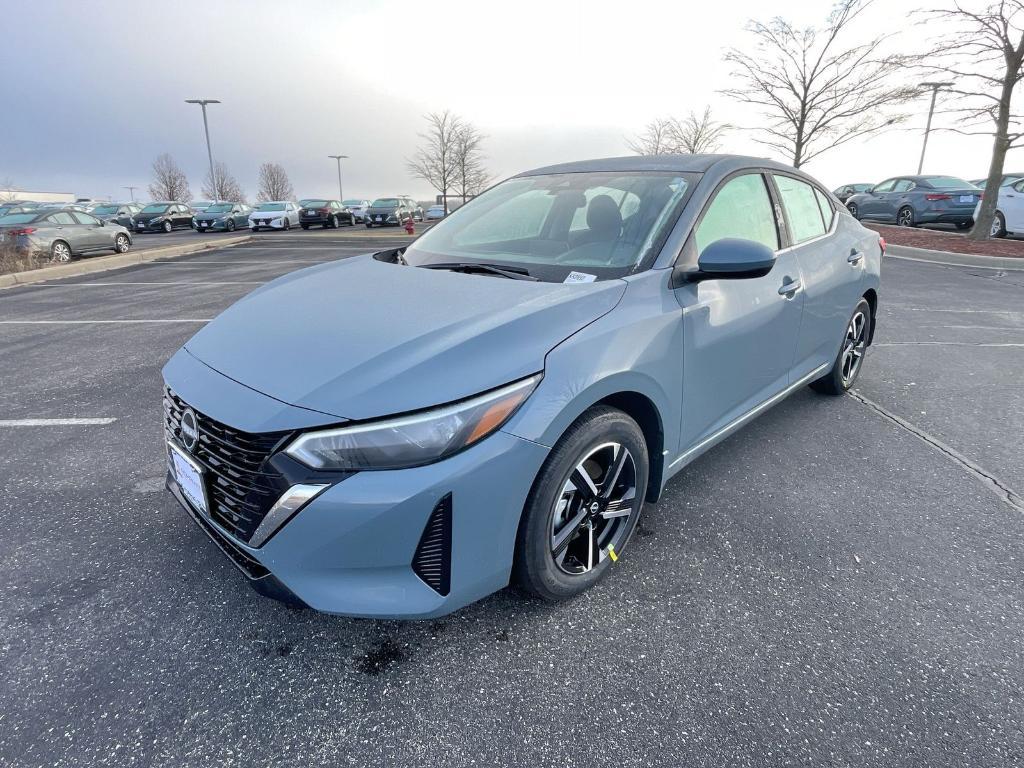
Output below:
[1002,179,1024,231]
[48,211,82,250]
[674,171,806,450]
[773,174,865,378]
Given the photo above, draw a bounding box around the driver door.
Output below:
[859,178,895,218]
[673,171,805,452]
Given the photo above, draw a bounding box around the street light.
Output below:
[917,82,954,174]
[122,185,138,202]
[328,155,348,201]
[185,99,221,201]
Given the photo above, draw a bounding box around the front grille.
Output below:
[165,388,289,543]
[183,489,270,580]
[412,494,452,596]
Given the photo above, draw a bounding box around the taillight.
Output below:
[9,227,36,235]
[925,193,952,201]
[879,236,886,255]
[318,208,328,214]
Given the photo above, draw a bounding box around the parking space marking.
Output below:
[146,260,336,265]
[0,319,210,324]
[0,418,117,426]
[888,306,1024,315]
[849,390,1024,513]
[874,341,1024,347]
[21,282,265,287]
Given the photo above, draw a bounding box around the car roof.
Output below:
[517,153,797,177]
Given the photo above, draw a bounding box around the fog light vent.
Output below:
[412,493,452,596]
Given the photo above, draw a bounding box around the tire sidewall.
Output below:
[813,298,873,395]
[897,207,914,227]
[115,234,129,253]
[515,407,649,601]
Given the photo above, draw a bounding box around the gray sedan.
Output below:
[90,202,143,229]
[845,175,981,228]
[0,209,132,262]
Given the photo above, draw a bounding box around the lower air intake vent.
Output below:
[412,493,452,596]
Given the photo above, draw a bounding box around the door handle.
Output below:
[848,250,865,264]
[778,278,802,296]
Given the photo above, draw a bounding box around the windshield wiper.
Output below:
[420,261,539,281]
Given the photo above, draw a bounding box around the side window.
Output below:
[694,173,779,255]
[814,188,834,230]
[49,212,76,225]
[1014,180,1024,193]
[873,179,897,193]
[893,180,915,193]
[72,212,100,225]
[775,175,826,244]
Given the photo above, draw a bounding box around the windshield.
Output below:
[92,205,119,214]
[255,203,285,211]
[0,213,39,224]
[141,204,169,213]
[205,203,233,213]
[371,198,400,207]
[342,199,363,206]
[403,171,695,283]
[927,176,978,190]
[303,200,329,208]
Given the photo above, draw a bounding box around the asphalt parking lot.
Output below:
[1,235,1022,767]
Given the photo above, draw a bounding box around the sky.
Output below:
[0,0,1004,203]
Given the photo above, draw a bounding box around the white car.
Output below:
[425,204,446,220]
[249,201,301,231]
[977,178,1024,237]
[342,199,371,223]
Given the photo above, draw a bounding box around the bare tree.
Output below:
[148,153,192,201]
[256,162,294,202]
[201,161,246,203]
[407,110,463,214]
[722,0,918,167]
[0,178,18,202]
[628,108,730,155]
[451,122,492,203]
[920,1,1024,241]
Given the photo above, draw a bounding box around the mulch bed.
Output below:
[863,222,1024,258]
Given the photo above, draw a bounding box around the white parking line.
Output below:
[0,418,117,426]
[874,341,1024,347]
[0,319,211,324]
[23,282,264,288]
[146,260,334,265]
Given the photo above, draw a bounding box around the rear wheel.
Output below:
[365,222,373,228]
[811,298,872,395]
[301,224,310,230]
[896,206,915,227]
[955,221,972,230]
[847,203,859,219]
[50,240,72,262]
[114,234,130,253]
[991,211,1007,238]
[514,406,649,601]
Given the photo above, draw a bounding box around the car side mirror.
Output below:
[673,238,777,285]
[99,219,106,226]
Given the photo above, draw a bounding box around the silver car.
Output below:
[0,208,132,262]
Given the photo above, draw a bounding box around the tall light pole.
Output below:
[122,185,137,202]
[185,99,221,201]
[917,82,954,174]
[328,154,348,200]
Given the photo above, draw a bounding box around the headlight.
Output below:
[284,374,541,470]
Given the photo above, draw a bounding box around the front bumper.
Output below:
[250,218,286,229]
[162,350,549,619]
[195,219,230,232]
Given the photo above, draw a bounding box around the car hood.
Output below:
[250,210,285,217]
[195,211,230,221]
[367,205,399,213]
[135,212,168,221]
[184,254,626,420]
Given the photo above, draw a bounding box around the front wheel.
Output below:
[162,221,172,233]
[226,219,236,232]
[283,218,291,231]
[513,406,649,601]
[811,298,873,395]
[896,206,915,227]
[990,211,1007,238]
[114,234,130,253]
[365,222,373,228]
[330,215,338,228]
[847,203,859,220]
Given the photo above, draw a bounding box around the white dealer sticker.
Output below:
[564,271,597,284]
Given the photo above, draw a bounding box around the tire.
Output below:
[330,215,338,229]
[114,234,130,254]
[896,206,915,227]
[226,219,236,232]
[162,221,172,233]
[283,218,291,231]
[251,226,259,232]
[365,223,373,228]
[990,211,1007,238]
[847,203,859,220]
[349,213,356,226]
[301,224,310,230]
[810,298,873,396]
[955,221,972,231]
[513,406,649,602]
[50,240,72,263]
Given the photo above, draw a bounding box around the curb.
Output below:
[0,235,254,289]
[885,243,1024,271]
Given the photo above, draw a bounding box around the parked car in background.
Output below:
[0,203,37,217]
[162,154,881,618]
[0,208,132,262]
[193,202,251,233]
[406,197,424,221]
[832,183,873,203]
[425,204,446,220]
[364,197,419,227]
[975,176,1024,237]
[249,201,301,231]
[90,202,142,229]
[299,199,355,229]
[970,173,1024,188]
[342,199,371,222]
[190,200,216,213]
[134,202,194,233]
[845,175,980,228]
[35,202,88,212]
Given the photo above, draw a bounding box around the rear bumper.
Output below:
[917,209,974,224]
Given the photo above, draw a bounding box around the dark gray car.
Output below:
[90,202,142,229]
[845,175,981,228]
[0,208,132,262]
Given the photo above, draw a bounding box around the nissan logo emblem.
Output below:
[180,408,200,451]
